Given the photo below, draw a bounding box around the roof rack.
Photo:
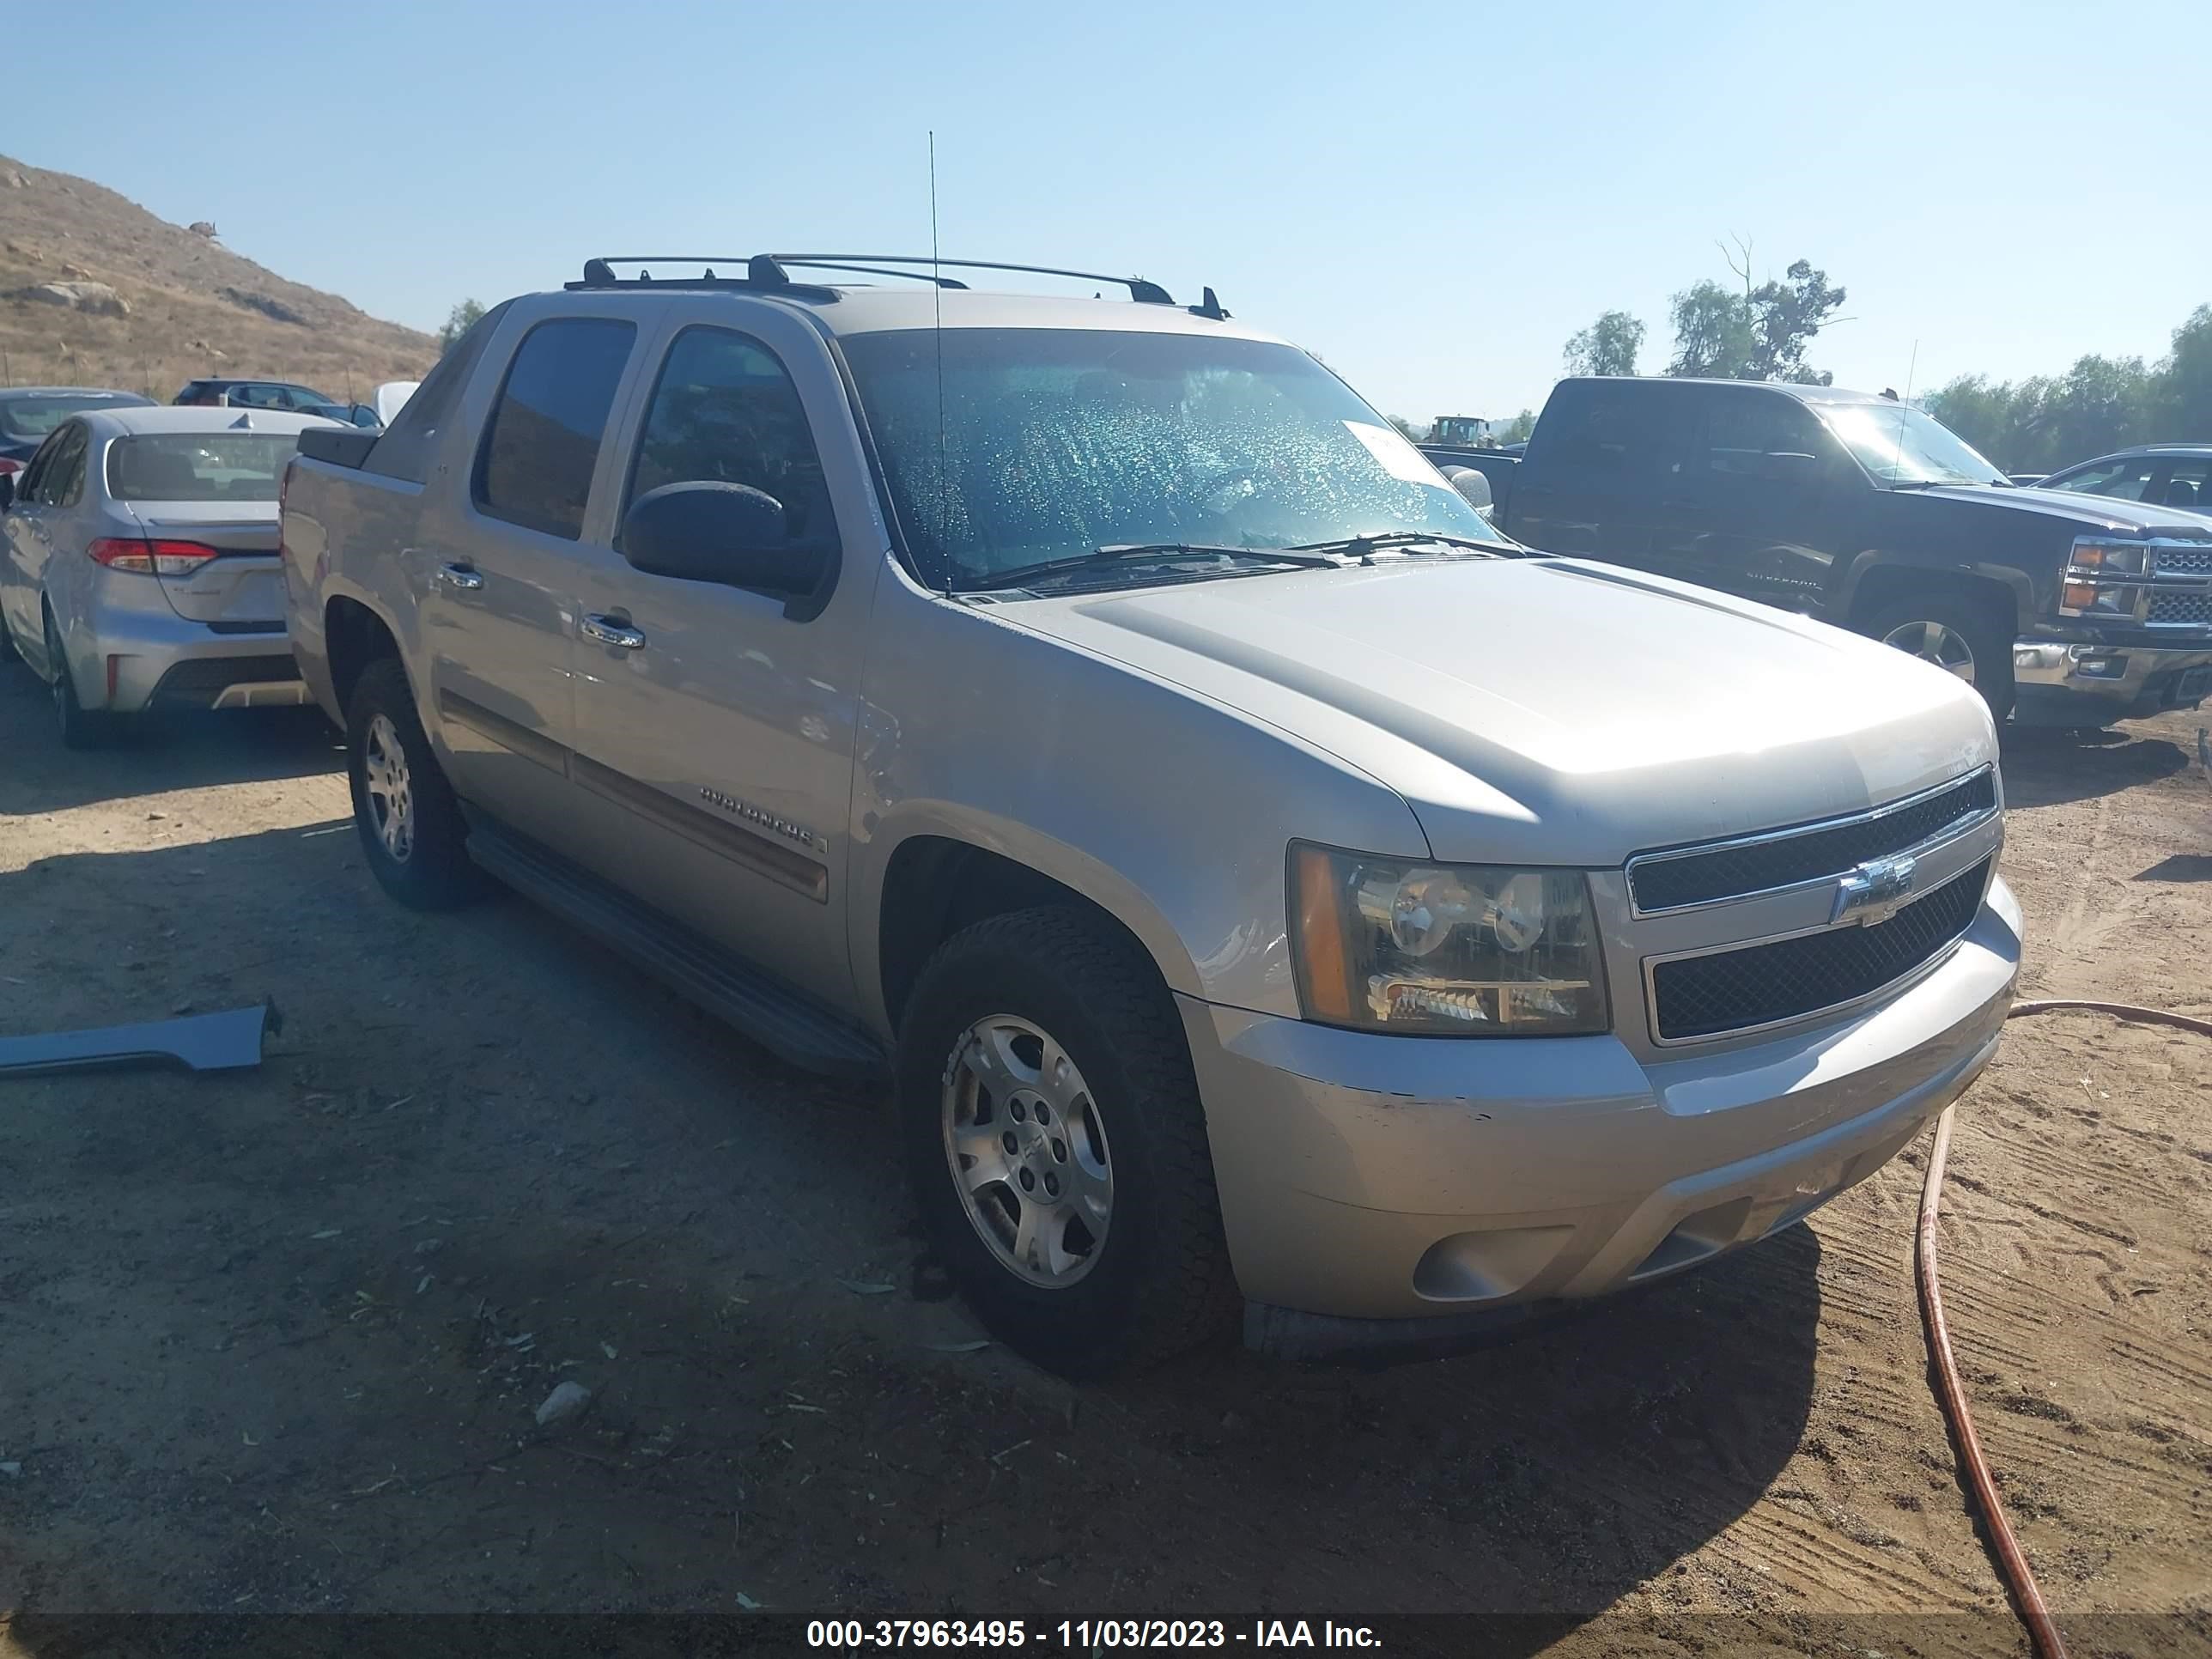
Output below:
[565,255,840,300]
[768,254,1181,306]
[567,254,1230,318]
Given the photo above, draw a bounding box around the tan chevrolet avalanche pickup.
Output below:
[281,253,2021,1376]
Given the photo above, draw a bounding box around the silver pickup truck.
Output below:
[280,254,2021,1376]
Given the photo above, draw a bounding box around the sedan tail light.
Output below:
[88,537,220,576]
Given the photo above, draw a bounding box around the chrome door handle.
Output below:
[580,614,647,650]
[434,562,483,592]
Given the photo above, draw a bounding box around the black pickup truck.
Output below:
[1425,377,2212,726]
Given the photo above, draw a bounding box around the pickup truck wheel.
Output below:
[1865,595,2015,721]
[345,658,481,910]
[897,908,1237,1376]
[46,614,121,750]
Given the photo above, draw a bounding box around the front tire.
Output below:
[344,657,482,910]
[897,908,1237,1377]
[1863,592,2015,722]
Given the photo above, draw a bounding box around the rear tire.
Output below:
[1863,592,2015,722]
[896,907,1238,1377]
[46,614,121,750]
[344,657,482,910]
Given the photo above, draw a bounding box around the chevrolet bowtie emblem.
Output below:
[1832,854,1918,927]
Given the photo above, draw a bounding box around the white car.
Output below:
[371,381,419,427]
[0,405,333,745]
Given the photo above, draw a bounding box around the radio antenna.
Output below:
[930,131,951,598]
[1893,338,1918,481]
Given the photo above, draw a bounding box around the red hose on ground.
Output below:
[1919,998,2212,1659]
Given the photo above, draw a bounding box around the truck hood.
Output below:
[1916,482,2212,539]
[1005,556,1996,867]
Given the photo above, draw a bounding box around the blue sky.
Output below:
[11,1,2209,422]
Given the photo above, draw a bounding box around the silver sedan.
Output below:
[0,405,333,746]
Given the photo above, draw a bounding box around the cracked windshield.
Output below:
[841,327,1491,588]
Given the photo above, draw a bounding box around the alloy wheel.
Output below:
[362,713,416,862]
[1881,619,1978,684]
[941,1015,1114,1288]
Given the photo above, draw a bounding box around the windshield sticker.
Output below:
[1343,420,1440,486]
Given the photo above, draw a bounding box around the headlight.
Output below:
[2068,539,2147,575]
[1288,844,1609,1036]
[2062,538,2147,616]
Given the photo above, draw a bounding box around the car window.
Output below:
[2048,456,2157,501]
[106,434,304,502]
[42,423,90,507]
[0,393,138,442]
[625,326,836,548]
[473,317,636,540]
[2154,457,2209,510]
[1695,394,1827,479]
[842,327,1488,588]
[1530,384,1686,484]
[14,429,58,501]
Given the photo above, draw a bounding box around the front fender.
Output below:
[847,575,1431,1033]
[1838,548,2038,631]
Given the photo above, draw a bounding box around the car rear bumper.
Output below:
[2012,638,2212,725]
[1181,877,2021,1340]
[65,607,304,713]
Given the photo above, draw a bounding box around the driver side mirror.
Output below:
[620,481,830,598]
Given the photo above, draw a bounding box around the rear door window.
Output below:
[472,317,637,539]
[1530,383,1686,486]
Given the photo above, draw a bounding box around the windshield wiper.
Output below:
[1290,530,1522,557]
[957,543,1344,592]
[1882,477,1989,490]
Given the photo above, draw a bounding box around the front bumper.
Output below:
[2012,638,2212,725]
[1182,878,2021,1340]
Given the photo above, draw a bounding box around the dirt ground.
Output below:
[1,660,2208,1655]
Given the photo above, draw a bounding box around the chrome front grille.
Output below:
[1650,858,1991,1041]
[1626,769,1997,914]
[2148,590,2212,626]
[2152,544,2212,577]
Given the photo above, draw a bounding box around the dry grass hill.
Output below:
[0,153,437,404]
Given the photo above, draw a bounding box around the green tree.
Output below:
[1747,259,1846,385]
[1563,310,1644,377]
[437,298,487,352]
[1667,249,1845,384]
[1498,408,1536,444]
[2039,355,2154,467]
[1387,415,1424,441]
[2154,304,2212,438]
[1667,279,1759,378]
[1929,351,2167,474]
[1923,374,2031,467]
